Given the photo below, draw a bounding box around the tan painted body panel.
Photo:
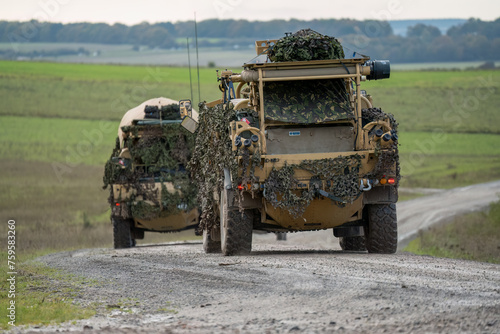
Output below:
[113,181,198,232]
[117,97,199,147]
[134,209,198,231]
[263,197,363,231]
[252,151,378,180]
[112,97,199,232]
[248,152,375,230]
[217,55,396,233]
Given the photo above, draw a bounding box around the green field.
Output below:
[0,60,499,254]
[1,42,497,70]
[363,70,500,134]
[0,42,256,67]
[0,60,499,329]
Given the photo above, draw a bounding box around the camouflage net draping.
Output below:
[264,154,364,217]
[190,102,238,231]
[268,29,345,62]
[144,103,181,120]
[362,107,400,184]
[103,117,196,220]
[190,102,264,231]
[263,79,353,124]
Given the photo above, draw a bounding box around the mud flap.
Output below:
[363,186,398,204]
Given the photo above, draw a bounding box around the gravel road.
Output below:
[14,181,500,334]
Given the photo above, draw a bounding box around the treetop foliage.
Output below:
[0,17,499,63]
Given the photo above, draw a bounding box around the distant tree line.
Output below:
[0,47,90,59]
[0,18,499,63]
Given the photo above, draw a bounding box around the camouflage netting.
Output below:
[362,107,398,130]
[268,29,345,62]
[103,121,196,220]
[239,144,262,196]
[362,107,401,184]
[264,79,352,124]
[264,155,364,217]
[103,137,122,190]
[263,163,315,218]
[190,102,238,231]
[144,104,180,120]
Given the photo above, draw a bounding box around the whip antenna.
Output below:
[186,37,194,103]
[194,12,201,105]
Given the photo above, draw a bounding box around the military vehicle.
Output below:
[103,97,199,249]
[188,30,399,255]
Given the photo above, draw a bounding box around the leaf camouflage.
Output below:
[103,121,197,220]
[144,103,181,120]
[362,107,400,184]
[264,155,364,217]
[264,79,352,124]
[103,136,122,191]
[190,102,264,231]
[190,102,238,231]
[263,163,315,218]
[268,29,345,62]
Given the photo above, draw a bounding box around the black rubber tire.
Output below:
[203,228,221,253]
[276,232,287,241]
[365,204,398,254]
[112,217,133,249]
[220,191,253,256]
[339,236,366,251]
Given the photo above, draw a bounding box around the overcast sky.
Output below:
[1,0,499,24]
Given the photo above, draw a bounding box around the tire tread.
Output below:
[223,209,253,256]
[113,217,133,249]
[366,204,398,254]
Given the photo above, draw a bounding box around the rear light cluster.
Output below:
[237,177,396,192]
[380,176,396,185]
[237,183,261,191]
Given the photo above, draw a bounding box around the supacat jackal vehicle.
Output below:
[103,98,199,248]
[189,30,399,255]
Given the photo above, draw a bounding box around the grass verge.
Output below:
[404,200,500,264]
[0,251,96,330]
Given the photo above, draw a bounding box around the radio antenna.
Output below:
[194,12,201,105]
[186,37,194,104]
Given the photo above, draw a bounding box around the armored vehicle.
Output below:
[103,98,199,248]
[189,30,399,255]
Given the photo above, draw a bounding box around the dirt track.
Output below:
[17,181,500,333]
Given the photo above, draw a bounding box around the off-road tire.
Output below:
[203,228,221,253]
[339,236,366,251]
[112,217,133,249]
[220,191,253,256]
[365,204,398,254]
